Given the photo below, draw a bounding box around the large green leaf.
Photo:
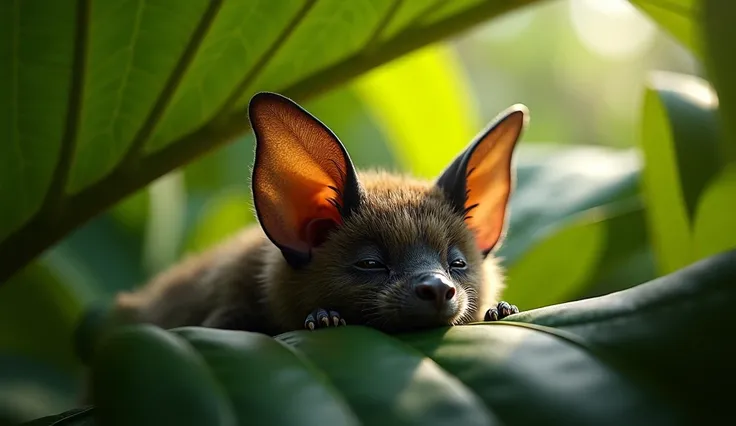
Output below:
[494,140,656,312]
[498,144,641,265]
[33,249,736,425]
[503,198,654,310]
[0,0,544,283]
[638,71,723,274]
[691,163,736,258]
[509,248,736,422]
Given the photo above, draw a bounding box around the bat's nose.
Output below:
[413,273,456,310]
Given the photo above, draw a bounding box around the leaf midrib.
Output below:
[41,0,91,219]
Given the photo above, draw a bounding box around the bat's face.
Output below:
[282,172,496,332]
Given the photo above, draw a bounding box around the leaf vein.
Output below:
[214,0,318,118]
[364,0,405,50]
[120,0,225,164]
[41,0,91,217]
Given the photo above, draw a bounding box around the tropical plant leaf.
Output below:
[638,71,723,275]
[630,0,702,59]
[497,144,642,265]
[38,249,736,426]
[0,0,544,284]
[503,198,653,310]
[509,248,736,423]
[692,163,736,258]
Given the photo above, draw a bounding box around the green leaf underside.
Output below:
[631,0,701,59]
[69,0,211,193]
[0,0,542,283]
[378,0,441,41]
[0,0,75,242]
[144,0,303,152]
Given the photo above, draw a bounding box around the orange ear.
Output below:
[436,104,528,256]
[248,92,362,267]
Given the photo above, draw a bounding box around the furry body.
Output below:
[115,171,506,335]
[113,92,527,336]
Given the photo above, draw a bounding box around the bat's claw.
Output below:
[484,301,519,322]
[304,308,346,331]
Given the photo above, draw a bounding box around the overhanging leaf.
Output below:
[0,0,544,284]
[0,0,76,255]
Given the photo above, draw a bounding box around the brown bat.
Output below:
[113,92,529,336]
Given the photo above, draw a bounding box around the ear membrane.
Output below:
[436,104,528,256]
[249,92,362,268]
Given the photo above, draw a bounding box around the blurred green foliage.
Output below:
[2,0,736,424]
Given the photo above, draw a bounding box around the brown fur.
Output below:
[114,170,506,335]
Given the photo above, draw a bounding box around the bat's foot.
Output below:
[304,308,347,331]
[484,301,519,322]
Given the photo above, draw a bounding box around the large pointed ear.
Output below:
[248,92,362,268]
[436,104,529,256]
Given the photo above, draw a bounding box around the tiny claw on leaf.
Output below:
[484,309,499,322]
[484,301,520,322]
[304,308,347,331]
